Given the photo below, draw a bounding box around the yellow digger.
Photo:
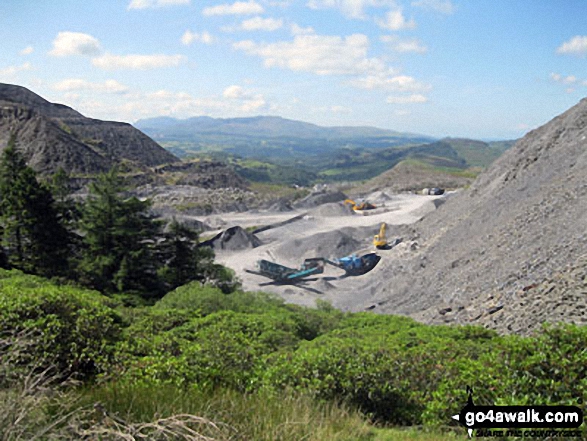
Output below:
[344,199,376,211]
[373,223,388,249]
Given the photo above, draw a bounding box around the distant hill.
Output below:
[356,138,514,192]
[0,83,179,175]
[134,115,435,158]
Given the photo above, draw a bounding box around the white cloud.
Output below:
[0,62,32,78]
[49,31,102,57]
[556,36,587,56]
[550,73,561,82]
[53,78,129,94]
[128,0,190,10]
[92,53,186,70]
[550,73,578,85]
[306,0,396,19]
[142,87,266,115]
[380,35,426,53]
[223,85,247,98]
[386,94,427,104]
[411,0,454,14]
[222,84,267,111]
[376,9,416,30]
[290,23,315,35]
[233,33,387,76]
[240,16,283,31]
[203,1,264,16]
[20,46,34,56]
[181,30,214,45]
[351,73,430,92]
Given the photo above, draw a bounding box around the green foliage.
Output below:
[262,316,501,425]
[78,167,160,294]
[120,310,301,390]
[0,269,122,378]
[77,168,238,298]
[155,282,285,314]
[0,137,71,277]
[1,268,586,435]
[156,219,204,291]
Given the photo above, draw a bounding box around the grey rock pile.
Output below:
[367,98,587,334]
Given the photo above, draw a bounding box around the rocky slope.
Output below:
[365,99,587,334]
[0,83,178,175]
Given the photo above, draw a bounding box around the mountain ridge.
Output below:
[135,115,434,144]
[0,83,179,175]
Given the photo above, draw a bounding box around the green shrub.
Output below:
[262,316,499,425]
[155,282,285,314]
[121,310,302,390]
[0,269,122,378]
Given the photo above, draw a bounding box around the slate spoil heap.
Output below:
[369,98,587,334]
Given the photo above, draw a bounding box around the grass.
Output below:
[400,158,480,179]
[82,383,374,441]
[372,428,461,440]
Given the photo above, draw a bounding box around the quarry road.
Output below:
[203,192,448,310]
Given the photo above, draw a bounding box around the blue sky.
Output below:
[1,0,586,139]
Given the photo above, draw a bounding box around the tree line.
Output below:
[0,135,236,300]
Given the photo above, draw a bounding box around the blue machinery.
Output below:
[246,253,381,283]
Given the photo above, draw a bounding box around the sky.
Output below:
[1,0,586,139]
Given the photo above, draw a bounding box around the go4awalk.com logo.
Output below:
[451,387,584,438]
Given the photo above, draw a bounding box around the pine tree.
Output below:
[156,219,203,291]
[78,168,159,295]
[0,135,70,276]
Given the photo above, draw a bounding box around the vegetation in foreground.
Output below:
[1,269,586,439]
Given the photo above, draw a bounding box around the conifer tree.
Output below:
[0,135,70,276]
[78,167,159,295]
[157,219,203,291]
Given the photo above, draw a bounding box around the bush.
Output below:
[121,310,302,390]
[155,282,285,315]
[0,269,122,378]
[262,316,499,425]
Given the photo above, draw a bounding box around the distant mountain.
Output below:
[0,83,179,175]
[135,115,425,139]
[134,115,435,158]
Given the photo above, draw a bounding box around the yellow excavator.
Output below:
[373,222,388,249]
[344,199,376,211]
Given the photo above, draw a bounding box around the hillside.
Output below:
[363,98,587,334]
[135,115,434,159]
[348,138,513,192]
[0,83,179,175]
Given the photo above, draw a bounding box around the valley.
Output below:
[0,82,585,439]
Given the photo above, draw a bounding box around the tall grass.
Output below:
[83,382,373,441]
